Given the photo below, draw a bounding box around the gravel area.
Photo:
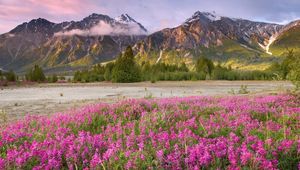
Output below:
[0,81,294,123]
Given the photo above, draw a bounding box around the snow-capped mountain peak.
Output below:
[202,11,221,21]
[115,14,148,33]
[115,14,136,24]
[184,11,222,25]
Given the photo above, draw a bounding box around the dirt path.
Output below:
[0,81,294,123]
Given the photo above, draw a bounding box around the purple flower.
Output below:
[156,150,164,160]
[0,158,5,169]
[278,140,294,153]
[90,153,102,168]
[240,143,252,165]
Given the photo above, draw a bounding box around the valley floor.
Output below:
[0,81,294,123]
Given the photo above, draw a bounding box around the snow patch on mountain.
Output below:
[184,11,222,25]
[266,34,278,55]
[202,11,221,21]
[115,14,135,24]
[115,14,148,33]
[156,50,163,64]
[258,43,267,50]
[7,34,15,37]
[240,44,261,53]
[258,34,278,55]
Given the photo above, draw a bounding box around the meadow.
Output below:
[0,94,299,169]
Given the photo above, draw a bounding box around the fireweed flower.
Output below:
[90,153,102,168]
[297,140,300,153]
[278,139,294,153]
[240,143,252,165]
[0,94,299,169]
[0,158,5,169]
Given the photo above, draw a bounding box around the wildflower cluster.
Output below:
[0,95,299,169]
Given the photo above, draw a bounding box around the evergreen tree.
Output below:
[286,50,300,88]
[0,70,2,81]
[195,57,214,77]
[26,65,46,82]
[281,49,294,79]
[141,61,151,73]
[104,62,115,81]
[179,62,189,72]
[112,46,141,83]
[49,74,58,83]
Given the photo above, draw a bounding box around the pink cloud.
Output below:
[0,4,34,20]
[0,0,107,21]
[27,0,89,15]
[0,0,109,33]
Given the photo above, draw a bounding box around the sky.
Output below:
[1,0,300,34]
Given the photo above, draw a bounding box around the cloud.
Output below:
[54,21,146,36]
[0,0,106,23]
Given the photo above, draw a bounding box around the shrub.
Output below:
[4,70,17,82]
[238,85,250,94]
[48,74,58,83]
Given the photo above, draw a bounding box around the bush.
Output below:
[150,76,157,83]
[73,69,106,83]
[48,74,58,83]
[238,85,250,94]
[4,70,17,82]
[59,76,65,80]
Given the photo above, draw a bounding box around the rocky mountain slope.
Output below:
[134,11,299,70]
[0,13,147,72]
[269,20,300,56]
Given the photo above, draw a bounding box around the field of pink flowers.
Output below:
[0,94,299,169]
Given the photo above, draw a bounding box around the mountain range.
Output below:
[134,11,300,70]
[0,13,147,72]
[0,11,299,73]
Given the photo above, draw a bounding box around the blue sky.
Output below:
[1,0,300,34]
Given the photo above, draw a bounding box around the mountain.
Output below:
[115,14,148,33]
[0,13,147,72]
[1,11,300,73]
[134,11,299,70]
[269,20,300,56]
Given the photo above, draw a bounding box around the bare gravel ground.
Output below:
[0,81,294,123]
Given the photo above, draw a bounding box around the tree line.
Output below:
[268,49,300,88]
[0,65,63,83]
[1,46,299,86]
[73,46,278,83]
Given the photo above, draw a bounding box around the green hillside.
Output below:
[136,39,278,71]
[270,25,300,57]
